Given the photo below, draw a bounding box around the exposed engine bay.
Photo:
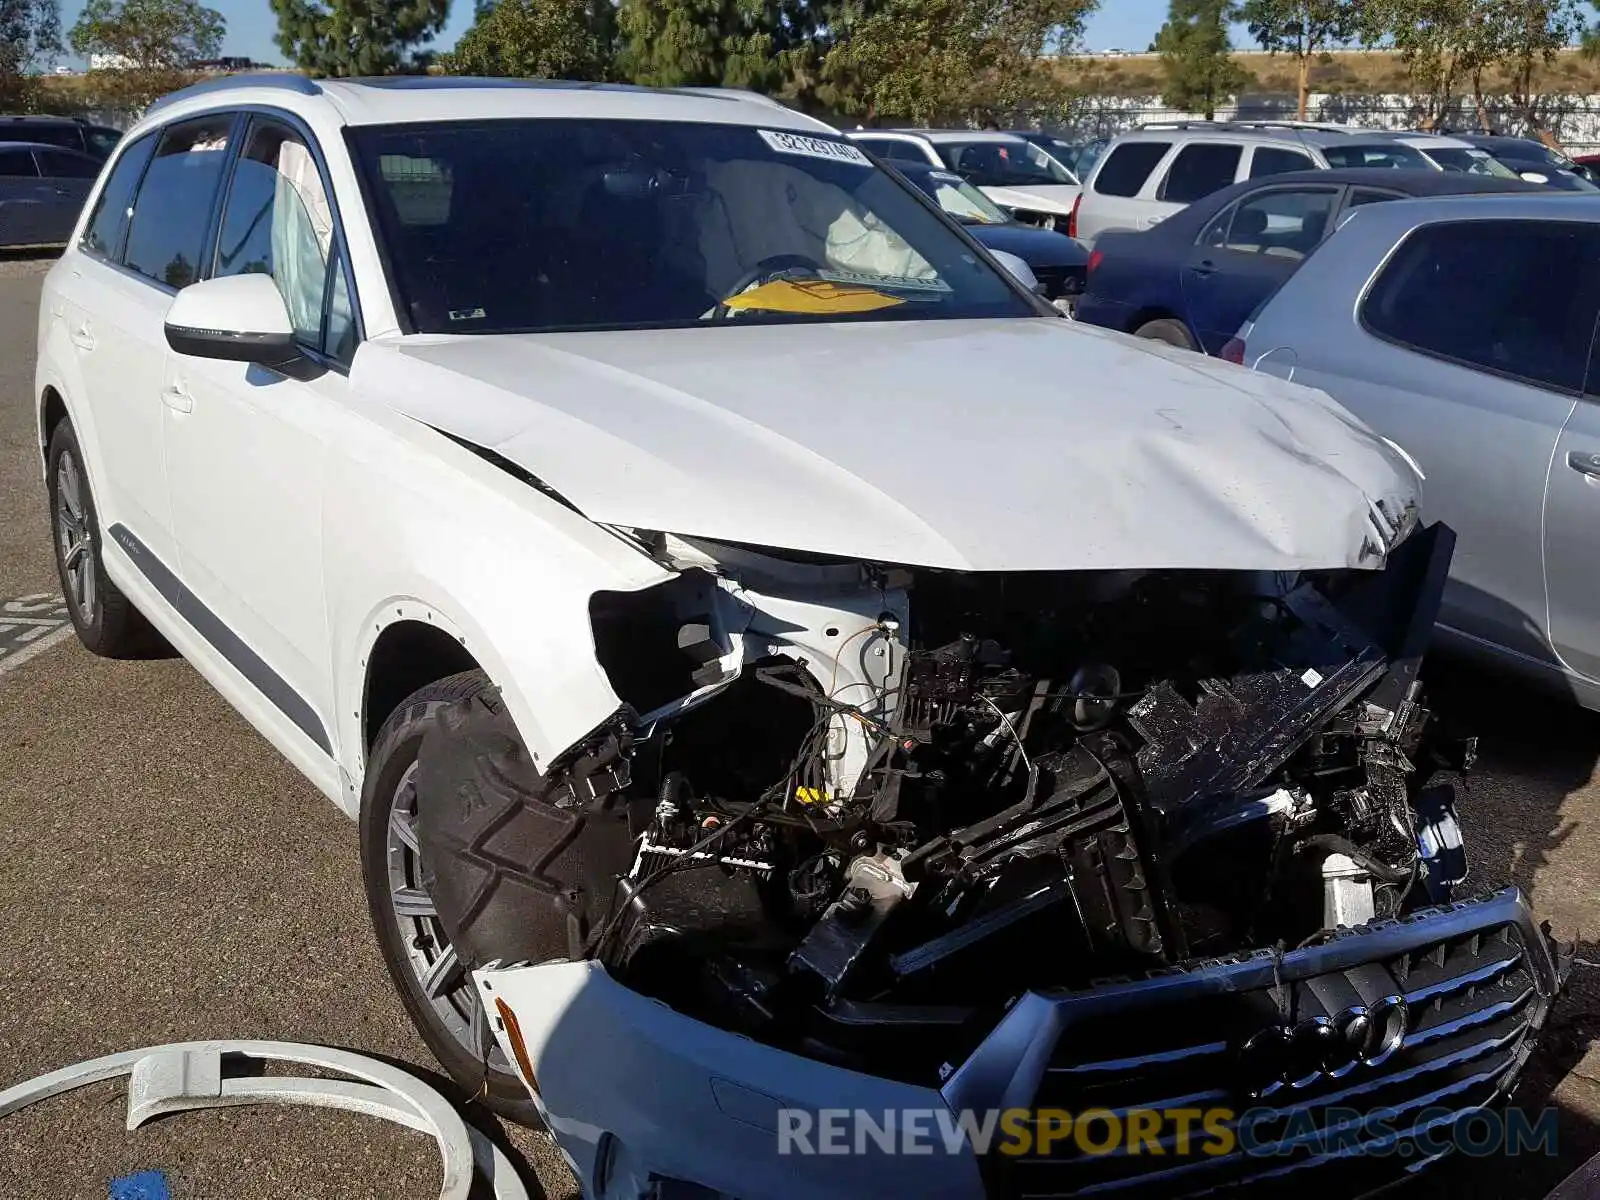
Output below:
[418,520,1477,1087]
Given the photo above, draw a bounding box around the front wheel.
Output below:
[360,670,543,1125]
[1133,317,1198,352]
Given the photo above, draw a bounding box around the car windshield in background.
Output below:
[1428,147,1520,177]
[939,139,1075,186]
[350,120,1034,334]
[1320,143,1432,170]
[913,169,1012,224]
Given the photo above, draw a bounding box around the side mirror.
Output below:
[989,249,1041,294]
[164,273,305,373]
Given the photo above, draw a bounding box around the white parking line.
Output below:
[0,594,72,677]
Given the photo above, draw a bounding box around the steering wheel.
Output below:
[710,254,821,321]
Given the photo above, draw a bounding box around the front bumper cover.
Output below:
[478,887,1562,1199]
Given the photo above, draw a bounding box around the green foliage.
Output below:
[0,0,60,105]
[823,0,1097,123]
[271,0,450,75]
[615,0,779,88]
[441,0,612,78]
[1155,0,1248,117]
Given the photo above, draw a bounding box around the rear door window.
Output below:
[122,113,234,290]
[1361,218,1600,392]
[1200,188,1339,259]
[1249,146,1315,178]
[1092,141,1170,196]
[1160,143,1243,203]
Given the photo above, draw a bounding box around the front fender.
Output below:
[324,394,672,800]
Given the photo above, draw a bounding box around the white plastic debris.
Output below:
[0,1040,529,1200]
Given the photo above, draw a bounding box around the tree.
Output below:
[1155,0,1249,119]
[271,0,450,75]
[441,0,612,77]
[1238,0,1357,118]
[614,0,779,89]
[70,0,221,69]
[823,0,1097,124]
[1482,0,1586,145]
[1361,0,1487,128]
[0,0,60,107]
[69,0,219,107]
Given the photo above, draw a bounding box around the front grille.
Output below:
[945,890,1561,1199]
[1033,266,1085,301]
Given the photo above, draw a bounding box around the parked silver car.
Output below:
[1235,193,1600,707]
[0,141,100,249]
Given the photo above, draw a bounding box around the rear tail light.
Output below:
[1067,191,1083,240]
[1221,336,1247,365]
[1086,249,1104,277]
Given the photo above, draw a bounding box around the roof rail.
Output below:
[669,85,793,110]
[1137,120,1232,131]
[147,72,321,115]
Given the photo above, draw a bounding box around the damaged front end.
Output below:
[426,522,1563,1197]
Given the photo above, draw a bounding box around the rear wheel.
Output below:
[47,421,156,657]
[360,670,543,1126]
[1133,317,1198,352]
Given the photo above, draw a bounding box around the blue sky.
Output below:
[58,0,1190,69]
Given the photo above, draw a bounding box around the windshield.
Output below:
[913,169,1012,224]
[1321,142,1432,170]
[350,120,1034,334]
[1427,147,1520,177]
[936,139,1076,186]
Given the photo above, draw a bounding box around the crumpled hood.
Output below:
[364,318,1418,572]
[979,183,1082,216]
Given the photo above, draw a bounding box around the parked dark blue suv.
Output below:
[1074,168,1540,355]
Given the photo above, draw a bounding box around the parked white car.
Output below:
[847,129,1081,231]
[36,74,1560,1199]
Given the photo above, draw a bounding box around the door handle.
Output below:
[52,187,71,196]
[161,383,193,414]
[69,323,94,351]
[1569,450,1600,480]
[1189,260,1217,277]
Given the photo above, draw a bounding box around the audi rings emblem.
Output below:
[1239,997,1408,1097]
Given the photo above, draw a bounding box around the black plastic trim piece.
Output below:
[107,522,331,754]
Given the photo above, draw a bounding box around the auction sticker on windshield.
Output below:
[759,130,872,167]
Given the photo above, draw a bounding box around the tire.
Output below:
[46,420,156,657]
[362,670,633,1126]
[1133,317,1198,352]
[361,670,542,1125]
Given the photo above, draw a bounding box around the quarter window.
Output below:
[1160,143,1242,203]
[80,132,156,260]
[1250,147,1314,178]
[1361,219,1600,393]
[123,114,233,290]
[1092,141,1170,197]
[216,120,340,349]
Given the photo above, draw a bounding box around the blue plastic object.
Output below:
[109,1170,171,1200]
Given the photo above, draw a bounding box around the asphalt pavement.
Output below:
[0,257,574,1199]
[2,256,1600,1198]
